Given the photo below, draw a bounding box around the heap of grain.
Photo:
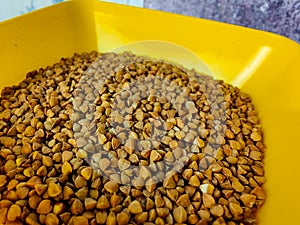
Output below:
[0,51,265,225]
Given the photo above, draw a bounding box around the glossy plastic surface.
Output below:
[0,1,299,224]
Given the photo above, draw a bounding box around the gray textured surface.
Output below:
[144,0,300,43]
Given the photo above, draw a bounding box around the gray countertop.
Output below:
[144,0,300,43]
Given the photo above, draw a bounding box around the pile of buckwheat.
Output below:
[0,51,266,225]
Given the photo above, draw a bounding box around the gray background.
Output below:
[144,0,300,43]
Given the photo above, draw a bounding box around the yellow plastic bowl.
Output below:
[0,1,299,224]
